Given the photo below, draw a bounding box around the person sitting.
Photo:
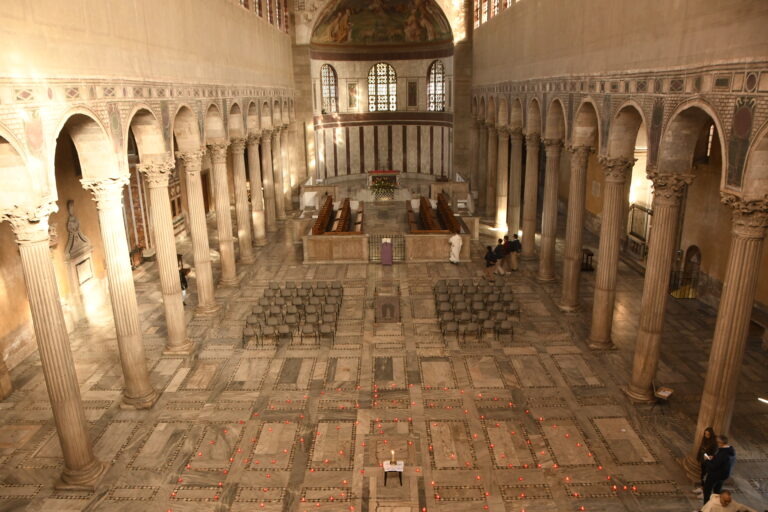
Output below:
[700,490,758,512]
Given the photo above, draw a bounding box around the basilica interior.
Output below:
[0,1,767,511]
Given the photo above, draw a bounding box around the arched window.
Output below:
[427,60,446,112]
[368,63,397,112]
[320,64,338,114]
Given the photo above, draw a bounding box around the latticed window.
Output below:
[274,0,281,28]
[492,0,499,16]
[239,0,249,9]
[481,0,488,23]
[368,63,397,112]
[266,0,272,23]
[427,60,446,112]
[474,0,480,27]
[320,64,338,114]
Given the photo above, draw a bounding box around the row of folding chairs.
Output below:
[441,319,514,343]
[436,300,520,318]
[435,291,515,305]
[257,294,342,308]
[438,310,517,325]
[268,280,343,291]
[264,287,343,299]
[244,313,337,347]
[252,303,338,319]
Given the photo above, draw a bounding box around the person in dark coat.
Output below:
[494,239,508,276]
[509,233,522,271]
[484,246,497,280]
[694,427,718,495]
[178,254,190,306]
[702,435,736,505]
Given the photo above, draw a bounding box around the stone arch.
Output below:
[204,104,226,144]
[741,119,768,199]
[526,97,542,135]
[229,103,245,139]
[658,99,727,178]
[572,99,601,148]
[510,98,524,131]
[55,109,117,180]
[125,106,167,160]
[486,96,496,124]
[545,98,566,140]
[0,125,39,210]
[246,101,260,135]
[282,99,289,123]
[288,99,295,122]
[261,101,273,130]
[471,96,478,118]
[478,96,486,122]
[172,104,202,153]
[497,98,509,128]
[606,102,648,159]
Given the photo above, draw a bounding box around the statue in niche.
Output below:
[65,200,91,259]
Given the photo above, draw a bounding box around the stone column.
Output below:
[246,134,267,246]
[261,131,277,232]
[627,171,694,401]
[588,156,635,349]
[81,177,160,404]
[230,138,255,264]
[507,129,523,235]
[537,139,563,282]
[136,161,195,356]
[470,120,480,193]
[178,150,219,315]
[495,128,510,230]
[521,132,540,260]
[272,128,286,220]
[683,195,768,479]
[559,145,593,311]
[485,124,498,217]
[280,127,292,211]
[2,204,105,489]
[208,142,238,286]
[477,123,488,214]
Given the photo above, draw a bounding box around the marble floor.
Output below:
[1,214,767,512]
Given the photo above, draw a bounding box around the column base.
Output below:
[120,388,160,410]
[587,338,616,350]
[56,460,107,492]
[557,302,581,313]
[255,238,268,247]
[623,385,656,404]
[241,254,256,264]
[536,273,557,283]
[681,454,702,482]
[195,302,221,316]
[163,339,197,356]
[520,253,537,261]
[219,276,240,287]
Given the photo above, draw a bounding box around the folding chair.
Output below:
[300,323,317,345]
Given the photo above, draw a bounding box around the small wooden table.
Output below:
[383,460,404,486]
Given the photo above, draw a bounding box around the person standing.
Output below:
[693,427,718,496]
[484,246,497,281]
[502,235,513,271]
[494,239,508,276]
[448,232,463,264]
[509,233,522,271]
[178,254,191,306]
[702,435,736,505]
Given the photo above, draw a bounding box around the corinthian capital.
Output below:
[247,133,262,146]
[138,158,176,188]
[568,145,594,167]
[509,127,524,141]
[0,201,58,244]
[81,175,130,211]
[598,155,636,184]
[721,192,768,239]
[208,142,230,164]
[177,149,206,175]
[647,168,695,204]
[230,137,247,154]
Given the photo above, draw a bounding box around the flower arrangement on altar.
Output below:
[369,175,398,195]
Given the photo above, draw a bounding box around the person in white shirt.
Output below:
[700,490,758,512]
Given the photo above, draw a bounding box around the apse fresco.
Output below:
[311,0,452,45]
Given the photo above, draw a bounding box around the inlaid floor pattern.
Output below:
[1,223,767,511]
